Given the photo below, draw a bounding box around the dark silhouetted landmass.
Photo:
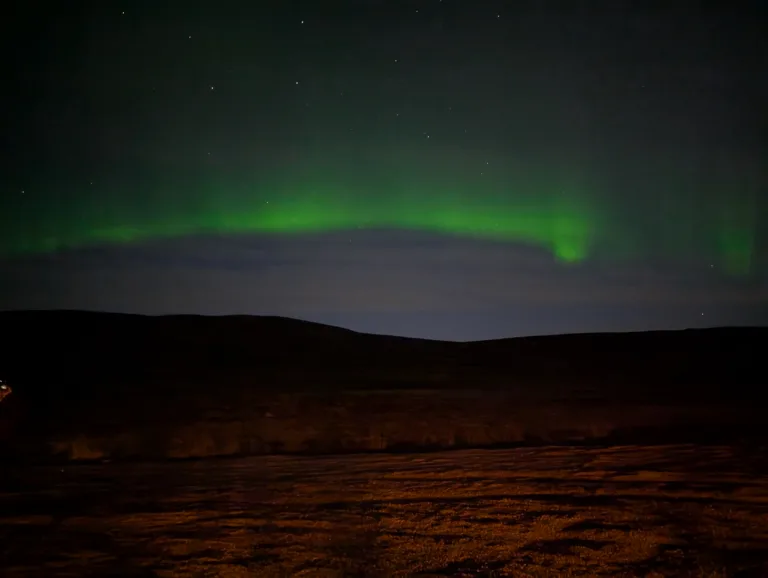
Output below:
[0,310,765,461]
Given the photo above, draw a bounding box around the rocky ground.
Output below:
[2,444,768,577]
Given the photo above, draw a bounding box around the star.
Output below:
[210,85,215,90]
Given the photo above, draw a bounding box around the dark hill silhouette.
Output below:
[0,310,452,396]
[0,311,765,462]
[1,310,763,396]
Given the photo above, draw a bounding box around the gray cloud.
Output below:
[2,232,766,320]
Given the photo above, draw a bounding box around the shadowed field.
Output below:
[1,312,765,462]
[2,444,767,577]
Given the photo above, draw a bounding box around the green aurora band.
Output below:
[0,168,758,276]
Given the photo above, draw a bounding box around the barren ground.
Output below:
[1,444,767,577]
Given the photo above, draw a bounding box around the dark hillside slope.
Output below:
[0,311,765,461]
[2,310,763,397]
[1,310,453,395]
[457,327,766,398]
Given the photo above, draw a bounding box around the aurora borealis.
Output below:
[3,165,603,264]
[2,1,766,339]
[3,161,761,274]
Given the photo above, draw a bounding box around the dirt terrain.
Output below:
[1,312,765,462]
[2,444,767,577]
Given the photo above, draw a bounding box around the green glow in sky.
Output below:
[0,169,602,264]
[0,166,758,276]
[4,193,595,263]
[715,194,756,276]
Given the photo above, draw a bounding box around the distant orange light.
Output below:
[0,382,11,404]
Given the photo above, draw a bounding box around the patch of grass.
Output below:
[1,445,767,576]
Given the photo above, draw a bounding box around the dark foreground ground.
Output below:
[2,312,766,464]
[2,445,768,577]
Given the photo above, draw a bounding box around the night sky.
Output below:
[1,1,766,341]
